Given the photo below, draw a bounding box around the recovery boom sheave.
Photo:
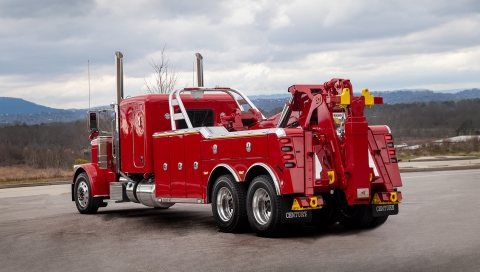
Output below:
[72,51,403,237]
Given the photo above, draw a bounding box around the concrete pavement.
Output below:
[2,169,480,271]
[399,156,480,173]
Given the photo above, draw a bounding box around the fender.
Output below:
[208,163,241,182]
[246,163,281,195]
[73,163,112,198]
[205,163,241,203]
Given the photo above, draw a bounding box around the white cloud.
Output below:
[0,0,479,108]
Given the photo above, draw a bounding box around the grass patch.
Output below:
[0,165,71,185]
[397,138,480,160]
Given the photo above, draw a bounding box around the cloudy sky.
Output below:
[1,0,479,109]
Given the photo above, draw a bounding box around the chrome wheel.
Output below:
[211,175,248,233]
[216,187,234,222]
[252,188,271,225]
[77,180,89,209]
[74,173,99,214]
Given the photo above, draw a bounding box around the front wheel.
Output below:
[211,175,248,232]
[246,175,282,237]
[74,173,99,214]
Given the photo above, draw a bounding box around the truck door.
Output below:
[133,103,145,168]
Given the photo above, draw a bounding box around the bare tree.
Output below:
[143,45,180,94]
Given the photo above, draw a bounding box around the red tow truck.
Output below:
[72,52,402,237]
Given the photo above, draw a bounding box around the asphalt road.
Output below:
[1,169,480,272]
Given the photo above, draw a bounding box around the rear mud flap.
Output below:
[280,197,312,224]
[372,204,398,217]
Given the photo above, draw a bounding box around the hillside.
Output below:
[371,88,480,104]
[0,97,92,125]
[0,97,61,114]
[2,88,480,125]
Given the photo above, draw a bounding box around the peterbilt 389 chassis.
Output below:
[72,52,402,237]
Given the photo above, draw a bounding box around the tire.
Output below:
[74,173,99,214]
[211,175,248,233]
[246,175,282,237]
[369,215,389,228]
[311,205,335,228]
[337,204,375,229]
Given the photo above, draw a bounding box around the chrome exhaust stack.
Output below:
[114,51,123,174]
[195,53,203,87]
[115,51,124,104]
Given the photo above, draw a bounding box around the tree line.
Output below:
[0,98,479,169]
[262,98,480,143]
[364,99,480,142]
[0,121,90,169]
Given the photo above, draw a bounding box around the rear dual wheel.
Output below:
[211,175,248,232]
[211,174,293,237]
[246,175,282,237]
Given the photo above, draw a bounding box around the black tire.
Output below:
[337,204,372,229]
[337,204,380,229]
[369,215,389,228]
[211,175,248,233]
[311,205,335,228]
[246,175,283,237]
[74,173,99,214]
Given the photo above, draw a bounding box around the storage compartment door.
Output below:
[153,136,171,197]
[169,135,186,198]
[184,133,202,199]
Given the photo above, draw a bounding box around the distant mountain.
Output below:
[0,97,61,114]
[250,88,480,111]
[0,97,89,125]
[251,97,290,112]
[2,88,480,125]
[371,88,480,104]
[248,93,291,100]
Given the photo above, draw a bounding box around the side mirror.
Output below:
[87,111,99,132]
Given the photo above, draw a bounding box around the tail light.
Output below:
[385,134,397,163]
[280,137,295,166]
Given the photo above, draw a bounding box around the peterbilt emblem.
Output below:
[212,144,218,154]
[246,142,251,152]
